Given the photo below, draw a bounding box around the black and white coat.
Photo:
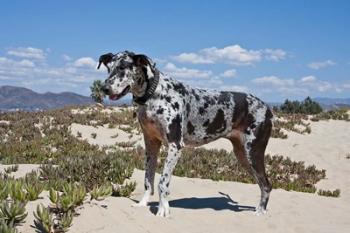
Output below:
[99,51,273,217]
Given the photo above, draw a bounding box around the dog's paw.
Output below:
[254,207,267,216]
[156,205,170,218]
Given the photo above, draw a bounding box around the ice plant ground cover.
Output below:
[0,105,346,232]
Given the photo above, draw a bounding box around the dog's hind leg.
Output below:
[229,116,273,215]
[133,135,161,207]
[157,143,182,217]
[246,117,273,215]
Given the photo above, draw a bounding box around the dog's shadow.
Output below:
[144,192,255,215]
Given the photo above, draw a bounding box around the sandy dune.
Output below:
[60,169,350,233]
[7,117,350,232]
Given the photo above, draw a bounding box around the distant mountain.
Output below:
[313,97,350,110]
[0,86,94,111]
[314,97,350,105]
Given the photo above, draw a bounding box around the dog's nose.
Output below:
[101,84,111,95]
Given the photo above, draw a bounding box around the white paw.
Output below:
[156,205,170,218]
[254,207,267,216]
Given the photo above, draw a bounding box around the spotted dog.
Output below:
[98,51,273,217]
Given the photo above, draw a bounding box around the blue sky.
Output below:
[0,0,349,102]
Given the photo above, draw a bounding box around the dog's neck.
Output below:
[133,69,160,105]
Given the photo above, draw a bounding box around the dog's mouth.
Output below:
[109,85,130,101]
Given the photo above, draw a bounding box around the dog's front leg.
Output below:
[157,143,182,217]
[133,136,161,207]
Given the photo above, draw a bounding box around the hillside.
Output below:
[0,85,93,111]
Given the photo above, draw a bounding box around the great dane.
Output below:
[98,51,273,217]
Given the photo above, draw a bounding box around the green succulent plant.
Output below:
[49,188,58,205]
[90,183,112,201]
[33,204,52,233]
[0,220,17,233]
[60,210,73,232]
[25,182,44,201]
[9,181,27,203]
[112,181,136,197]
[0,201,27,228]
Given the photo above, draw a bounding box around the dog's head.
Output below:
[98,51,155,101]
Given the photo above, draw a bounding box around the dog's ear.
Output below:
[133,54,151,67]
[97,53,114,73]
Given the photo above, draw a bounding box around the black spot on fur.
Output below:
[203,95,215,105]
[172,102,180,110]
[203,119,209,127]
[204,102,209,109]
[246,142,252,150]
[167,84,172,89]
[165,96,172,103]
[192,89,200,101]
[186,103,191,117]
[218,92,231,108]
[156,108,164,114]
[173,83,189,96]
[187,121,195,135]
[167,114,182,149]
[205,109,226,134]
[199,107,206,115]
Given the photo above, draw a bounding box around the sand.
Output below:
[7,118,350,232]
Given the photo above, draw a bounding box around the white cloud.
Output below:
[208,76,223,85]
[220,69,237,78]
[163,63,212,78]
[62,54,72,61]
[173,52,214,64]
[300,75,316,82]
[0,52,105,95]
[173,44,287,65]
[298,76,332,92]
[73,57,97,68]
[252,75,336,96]
[220,85,248,92]
[252,76,294,87]
[7,47,46,60]
[264,49,287,61]
[307,60,336,70]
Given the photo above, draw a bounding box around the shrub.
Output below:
[90,80,105,104]
[317,189,340,197]
[152,148,327,193]
[311,108,349,121]
[39,151,137,192]
[280,97,322,114]
[4,165,18,174]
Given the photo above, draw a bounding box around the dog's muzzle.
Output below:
[101,84,111,95]
[101,84,130,101]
